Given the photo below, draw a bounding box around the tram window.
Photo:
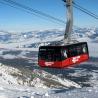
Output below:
[83,47,87,53]
[61,49,68,60]
[53,53,61,61]
[68,45,83,57]
[39,48,62,61]
[38,51,46,60]
[64,50,68,58]
[82,44,88,53]
[76,45,82,55]
[68,47,77,57]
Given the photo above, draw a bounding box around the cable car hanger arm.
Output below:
[63,0,73,44]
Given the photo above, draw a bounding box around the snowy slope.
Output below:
[0,63,82,98]
[0,60,98,98]
[0,27,98,98]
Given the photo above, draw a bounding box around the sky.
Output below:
[0,0,98,32]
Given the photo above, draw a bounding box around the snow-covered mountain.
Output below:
[73,27,98,40]
[0,63,80,88]
[0,27,98,49]
[0,27,98,98]
[0,63,82,98]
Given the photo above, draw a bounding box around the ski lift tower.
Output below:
[63,0,73,44]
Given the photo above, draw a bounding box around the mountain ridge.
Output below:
[0,27,98,48]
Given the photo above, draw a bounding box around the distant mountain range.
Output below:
[0,27,98,48]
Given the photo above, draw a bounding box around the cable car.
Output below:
[38,0,89,68]
[38,42,89,68]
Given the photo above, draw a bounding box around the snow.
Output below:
[0,63,82,98]
[78,37,98,57]
[0,28,98,98]
[88,43,98,57]
[0,64,21,85]
[1,62,98,98]
[0,44,38,51]
[0,63,50,97]
[2,54,17,59]
[0,95,7,98]
[44,74,81,88]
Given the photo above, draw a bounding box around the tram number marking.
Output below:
[45,62,54,66]
[72,56,80,63]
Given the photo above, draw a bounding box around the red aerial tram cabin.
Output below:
[38,42,89,68]
[38,0,89,68]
